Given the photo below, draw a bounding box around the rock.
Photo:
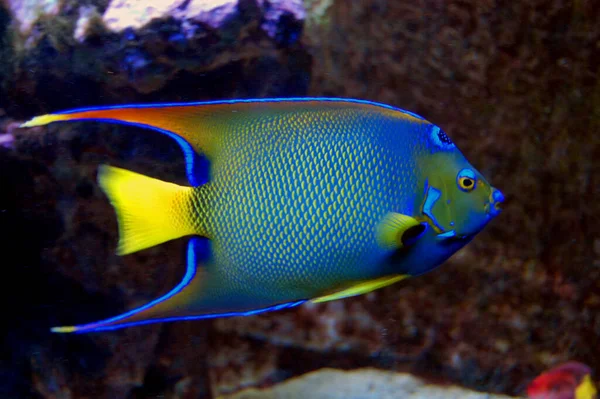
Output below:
[223,368,520,399]
[0,0,310,113]
[3,0,64,35]
[0,111,16,148]
[101,0,304,38]
[73,5,103,43]
[0,125,15,148]
[101,0,239,32]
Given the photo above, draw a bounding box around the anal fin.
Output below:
[51,238,306,333]
[52,237,209,333]
[311,274,409,304]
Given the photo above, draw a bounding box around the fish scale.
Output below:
[190,109,419,302]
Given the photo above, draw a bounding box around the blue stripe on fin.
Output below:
[54,236,204,332]
[65,118,206,187]
[53,237,306,333]
[74,299,306,333]
[51,97,426,187]
[56,97,426,121]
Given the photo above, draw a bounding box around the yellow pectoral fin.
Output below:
[576,375,597,399]
[376,212,426,250]
[311,275,409,304]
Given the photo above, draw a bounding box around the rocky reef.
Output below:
[1,0,598,398]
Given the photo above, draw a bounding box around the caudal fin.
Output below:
[98,165,198,255]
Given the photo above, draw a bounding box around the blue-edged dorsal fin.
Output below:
[20,98,428,187]
[21,104,215,187]
[51,237,306,333]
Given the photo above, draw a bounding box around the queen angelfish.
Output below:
[21,98,504,333]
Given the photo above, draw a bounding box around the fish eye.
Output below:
[457,168,477,192]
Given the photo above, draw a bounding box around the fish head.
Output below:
[417,124,504,242]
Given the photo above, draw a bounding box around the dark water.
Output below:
[1,1,598,398]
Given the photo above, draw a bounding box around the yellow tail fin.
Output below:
[98,165,197,255]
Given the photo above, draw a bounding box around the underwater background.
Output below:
[0,0,598,398]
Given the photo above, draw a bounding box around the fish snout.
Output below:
[488,188,505,216]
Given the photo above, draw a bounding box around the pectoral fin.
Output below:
[376,212,427,250]
[312,274,409,303]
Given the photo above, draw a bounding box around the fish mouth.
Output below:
[487,188,505,217]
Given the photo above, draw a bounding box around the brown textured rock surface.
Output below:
[1,0,599,398]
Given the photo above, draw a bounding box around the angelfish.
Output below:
[21,98,505,333]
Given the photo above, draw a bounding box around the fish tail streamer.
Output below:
[98,165,201,255]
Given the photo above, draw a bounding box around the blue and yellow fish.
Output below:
[21,98,504,333]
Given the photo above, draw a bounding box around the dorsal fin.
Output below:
[20,98,428,186]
